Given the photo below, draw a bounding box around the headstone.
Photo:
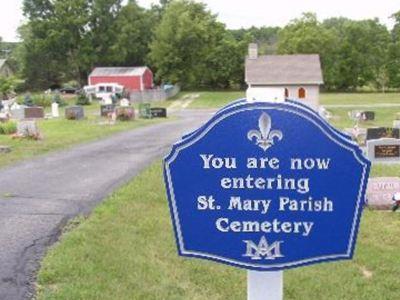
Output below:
[367,138,400,162]
[100,104,116,117]
[150,107,167,118]
[103,98,113,105]
[65,106,84,120]
[361,111,375,121]
[24,107,44,119]
[10,102,20,110]
[11,106,27,120]
[0,145,11,153]
[393,120,400,129]
[51,102,59,118]
[17,120,41,139]
[139,103,151,119]
[348,110,361,120]
[366,177,400,209]
[366,127,399,140]
[164,100,370,273]
[120,98,130,107]
[116,107,135,121]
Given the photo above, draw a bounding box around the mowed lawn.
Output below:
[188,91,400,108]
[37,91,400,299]
[0,102,169,168]
[37,163,400,300]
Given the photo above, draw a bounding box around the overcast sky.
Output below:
[0,0,398,42]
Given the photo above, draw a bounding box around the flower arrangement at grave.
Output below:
[116,107,135,121]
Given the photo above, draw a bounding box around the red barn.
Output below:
[88,66,153,91]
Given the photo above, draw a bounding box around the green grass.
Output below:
[188,91,245,108]
[0,102,170,168]
[321,93,400,106]
[37,163,400,300]
[187,91,400,109]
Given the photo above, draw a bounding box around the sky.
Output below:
[0,0,399,42]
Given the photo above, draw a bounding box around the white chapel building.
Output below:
[245,43,324,109]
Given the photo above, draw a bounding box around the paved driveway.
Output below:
[0,109,214,300]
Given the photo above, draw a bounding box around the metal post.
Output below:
[247,271,283,300]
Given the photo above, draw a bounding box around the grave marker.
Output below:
[24,107,44,119]
[150,107,167,118]
[366,177,400,209]
[65,106,85,120]
[366,138,400,162]
[366,127,399,140]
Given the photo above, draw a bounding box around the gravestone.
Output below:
[366,127,399,140]
[366,138,400,162]
[164,100,370,275]
[361,111,375,121]
[11,106,27,120]
[348,110,361,120]
[100,104,116,117]
[65,106,84,120]
[24,107,44,119]
[366,177,400,209]
[17,120,41,138]
[0,145,11,153]
[52,102,59,118]
[139,103,151,119]
[150,107,167,118]
[120,98,130,107]
[116,107,135,121]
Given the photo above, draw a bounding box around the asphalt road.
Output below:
[0,109,214,300]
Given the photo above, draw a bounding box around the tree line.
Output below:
[2,0,400,91]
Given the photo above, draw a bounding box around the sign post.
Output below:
[248,271,283,300]
[164,99,370,299]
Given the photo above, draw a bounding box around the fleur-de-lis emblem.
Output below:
[247,113,283,151]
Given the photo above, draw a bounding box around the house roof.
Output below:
[245,54,323,85]
[89,66,148,77]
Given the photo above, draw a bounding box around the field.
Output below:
[37,163,400,300]
[36,91,400,299]
[0,101,169,168]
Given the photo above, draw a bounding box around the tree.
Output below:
[149,0,227,88]
[278,13,338,89]
[278,13,390,90]
[387,11,400,88]
[109,0,155,66]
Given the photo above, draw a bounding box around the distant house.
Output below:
[245,43,324,109]
[0,59,14,78]
[88,66,153,92]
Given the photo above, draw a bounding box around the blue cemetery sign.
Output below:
[164,101,370,271]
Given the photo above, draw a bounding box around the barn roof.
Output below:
[245,54,323,85]
[89,66,148,77]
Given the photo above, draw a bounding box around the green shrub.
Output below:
[76,93,90,105]
[0,121,17,135]
[52,93,67,107]
[32,94,52,107]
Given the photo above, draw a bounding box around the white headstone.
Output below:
[120,98,130,107]
[366,138,400,163]
[52,102,59,118]
[103,98,112,105]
